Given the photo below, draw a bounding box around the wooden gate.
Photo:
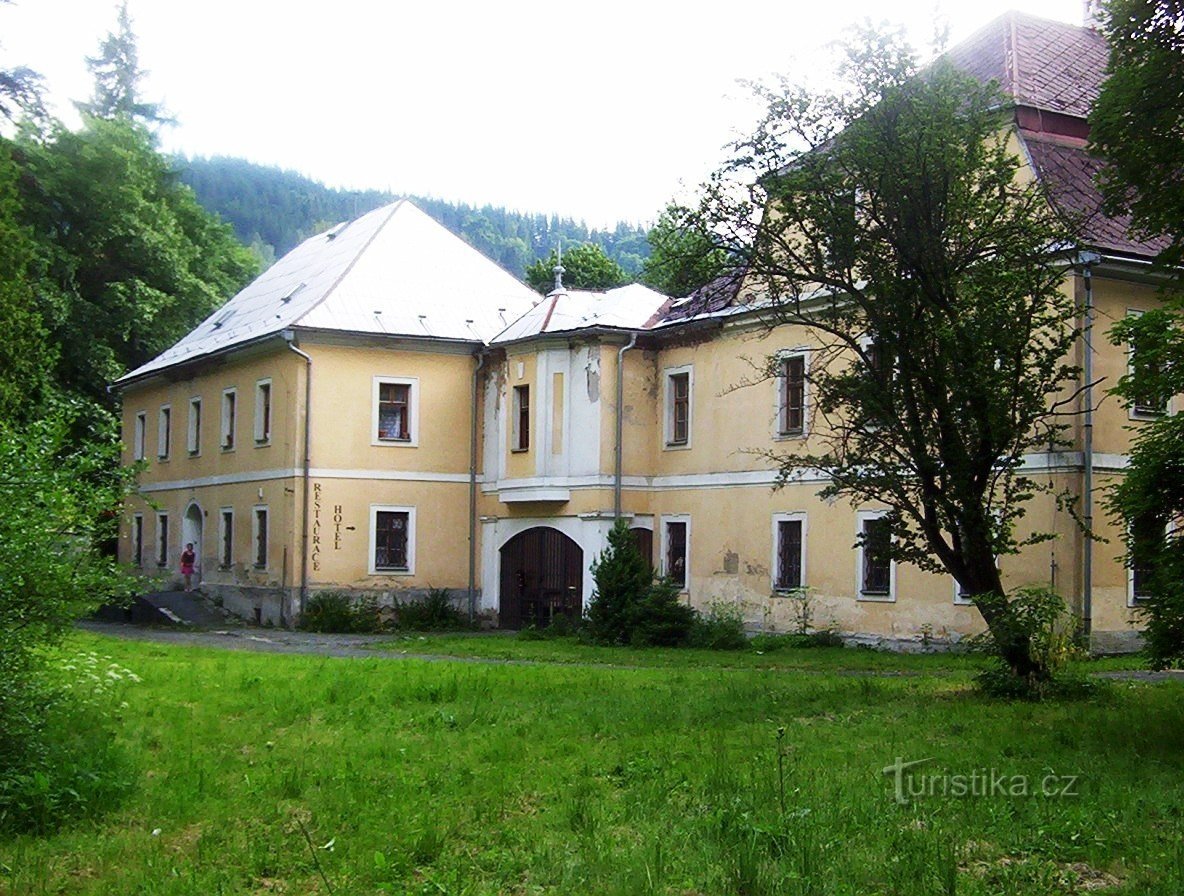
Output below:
[499,527,583,629]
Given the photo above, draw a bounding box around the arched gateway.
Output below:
[498,527,583,629]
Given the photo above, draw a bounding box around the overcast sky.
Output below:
[2,0,1087,227]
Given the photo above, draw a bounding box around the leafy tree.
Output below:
[0,406,136,831]
[0,140,54,419]
[15,117,258,410]
[524,242,629,294]
[1092,0,1184,269]
[75,1,169,126]
[587,519,695,646]
[640,204,730,298]
[688,30,1079,680]
[1093,0,1184,666]
[0,2,44,123]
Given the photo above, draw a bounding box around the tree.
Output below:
[525,243,628,294]
[75,1,169,126]
[1093,0,1184,666]
[587,519,695,646]
[688,30,1080,679]
[15,117,258,411]
[0,1,44,123]
[1091,0,1184,269]
[640,204,730,298]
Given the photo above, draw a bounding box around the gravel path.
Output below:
[76,620,1184,681]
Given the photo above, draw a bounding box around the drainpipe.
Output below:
[614,333,639,520]
[1078,251,1101,647]
[284,333,313,622]
[468,349,488,623]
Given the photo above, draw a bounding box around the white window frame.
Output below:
[659,514,691,592]
[187,397,202,456]
[133,411,146,461]
[252,505,268,570]
[771,512,808,592]
[856,510,895,602]
[369,504,417,575]
[372,376,420,447]
[774,350,810,440]
[131,513,144,567]
[511,383,530,452]
[254,378,272,445]
[219,507,234,569]
[1127,519,1174,607]
[663,365,694,449]
[155,511,169,567]
[1127,309,1170,420]
[157,406,171,460]
[953,577,974,605]
[221,388,237,451]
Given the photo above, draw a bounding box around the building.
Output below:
[116,11,1168,649]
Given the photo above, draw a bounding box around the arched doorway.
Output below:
[499,527,583,629]
[182,502,203,588]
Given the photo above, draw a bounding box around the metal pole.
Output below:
[614,333,639,519]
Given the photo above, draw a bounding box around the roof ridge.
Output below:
[292,199,406,328]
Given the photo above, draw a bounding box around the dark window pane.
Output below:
[378,383,411,441]
[776,519,802,589]
[780,356,805,435]
[666,521,687,588]
[861,517,891,594]
[376,511,409,570]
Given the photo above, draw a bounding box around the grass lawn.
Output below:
[1,632,1181,895]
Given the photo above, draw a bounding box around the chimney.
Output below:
[1083,0,1105,30]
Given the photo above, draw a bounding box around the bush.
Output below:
[749,630,844,652]
[586,520,696,646]
[394,588,467,631]
[969,587,1091,699]
[689,601,749,650]
[298,592,385,633]
[0,652,139,834]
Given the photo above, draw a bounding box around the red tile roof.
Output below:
[1021,131,1172,259]
[946,11,1110,117]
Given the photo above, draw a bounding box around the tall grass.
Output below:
[1,633,1181,894]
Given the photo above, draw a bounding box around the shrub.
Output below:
[749,630,844,652]
[969,587,1092,699]
[395,588,467,631]
[298,592,385,633]
[586,520,696,646]
[690,601,749,650]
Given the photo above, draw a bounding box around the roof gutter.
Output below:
[613,332,640,520]
[468,348,488,624]
[1077,250,1101,648]
[284,332,313,623]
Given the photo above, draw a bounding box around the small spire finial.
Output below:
[553,239,565,291]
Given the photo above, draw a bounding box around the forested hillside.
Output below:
[177,156,651,278]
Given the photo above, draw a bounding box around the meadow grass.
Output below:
[1,631,1180,895]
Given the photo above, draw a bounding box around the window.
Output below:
[370,506,416,574]
[773,514,806,591]
[221,389,237,450]
[1128,311,1168,418]
[133,411,146,461]
[512,384,530,451]
[778,354,807,437]
[662,517,689,590]
[253,506,268,569]
[858,512,893,599]
[157,406,171,459]
[1129,513,1163,604]
[254,379,272,444]
[373,377,419,446]
[219,509,234,568]
[187,398,202,455]
[664,366,693,447]
[131,514,143,567]
[156,512,169,567]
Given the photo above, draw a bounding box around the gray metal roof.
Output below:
[491,283,670,344]
[115,199,541,385]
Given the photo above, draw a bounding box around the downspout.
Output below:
[284,333,313,623]
[1078,251,1101,647]
[468,349,488,624]
[613,333,639,520]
